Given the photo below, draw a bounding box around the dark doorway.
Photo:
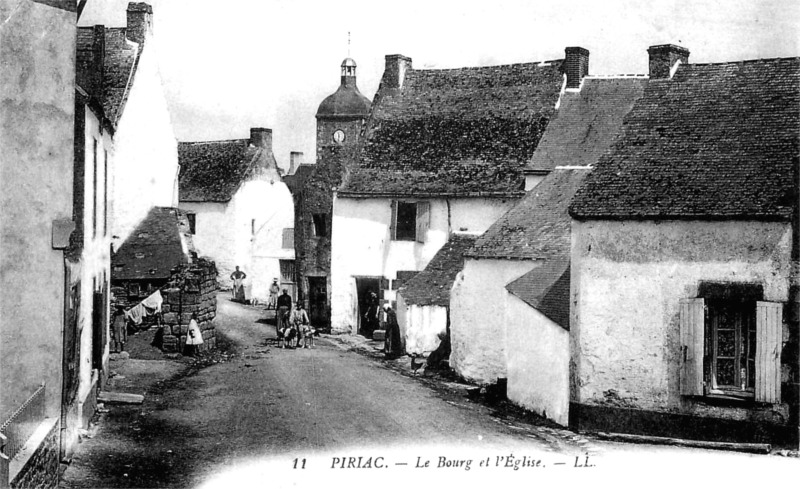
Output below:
[355,277,380,337]
[308,276,329,330]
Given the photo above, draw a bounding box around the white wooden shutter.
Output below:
[389,201,398,240]
[755,301,782,403]
[679,298,705,396]
[415,201,430,243]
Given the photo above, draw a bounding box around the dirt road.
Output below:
[60,297,593,488]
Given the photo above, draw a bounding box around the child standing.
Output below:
[290,302,313,348]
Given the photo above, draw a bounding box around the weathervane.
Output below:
[348,31,351,57]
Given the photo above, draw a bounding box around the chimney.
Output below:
[564,47,590,89]
[289,152,303,175]
[648,44,690,79]
[126,2,153,46]
[91,25,105,104]
[382,54,413,90]
[250,127,272,150]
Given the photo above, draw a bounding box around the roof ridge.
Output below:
[179,138,249,145]
[686,56,800,67]
[413,58,564,73]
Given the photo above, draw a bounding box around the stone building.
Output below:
[330,51,569,335]
[179,128,294,301]
[569,46,800,445]
[293,58,372,329]
[0,1,77,487]
[111,206,196,308]
[450,61,648,426]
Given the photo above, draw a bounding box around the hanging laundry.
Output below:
[141,289,163,314]
[124,303,147,325]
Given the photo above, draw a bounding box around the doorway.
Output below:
[308,276,328,330]
[355,277,380,337]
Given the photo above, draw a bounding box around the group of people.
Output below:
[275,289,315,349]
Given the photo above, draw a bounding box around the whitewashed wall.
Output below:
[331,195,515,333]
[396,295,448,355]
[78,106,113,413]
[111,37,178,249]
[506,292,569,426]
[182,177,294,297]
[450,258,537,383]
[571,219,793,412]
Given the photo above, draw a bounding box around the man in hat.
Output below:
[276,288,293,337]
[268,278,280,310]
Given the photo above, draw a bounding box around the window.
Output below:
[103,150,108,237]
[679,283,782,403]
[279,260,295,283]
[390,201,430,242]
[92,138,98,238]
[282,228,294,249]
[187,213,196,235]
[312,214,328,238]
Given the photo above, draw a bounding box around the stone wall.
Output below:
[160,259,219,353]
[10,419,59,489]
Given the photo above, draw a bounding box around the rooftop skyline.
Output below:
[80,0,800,171]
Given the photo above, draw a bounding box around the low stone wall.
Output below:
[10,419,59,489]
[160,258,219,353]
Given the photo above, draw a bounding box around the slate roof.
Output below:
[398,234,477,307]
[467,169,591,260]
[284,164,316,194]
[317,77,372,118]
[178,139,272,202]
[112,207,192,281]
[527,77,648,173]
[77,27,140,127]
[339,60,565,196]
[570,57,800,220]
[506,259,570,330]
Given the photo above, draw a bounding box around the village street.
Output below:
[59,294,798,489]
[58,295,598,488]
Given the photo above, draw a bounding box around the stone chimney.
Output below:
[289,152,303,175]
[91,25,105,104]
[382,54,413,90]
[250,127,272,150]
[564,47,590,89]
[648,44,690,79]
[126,2,153,46]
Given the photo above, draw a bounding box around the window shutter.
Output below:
[755,301,782,403]
[679,298,705,396]
[415,201,430,243]
[389,201,398,240]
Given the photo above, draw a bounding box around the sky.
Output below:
[80,0,800,171]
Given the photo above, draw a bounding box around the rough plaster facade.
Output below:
[182,177,294,298]
[111,29,178,249]
[0,0,75,425]
[571,219,794,425]
[395,299,447,355]
[331,196,514,333]
[450,258,538,384]
[505,293,570,426]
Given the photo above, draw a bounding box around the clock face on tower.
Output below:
[332,129,346,144]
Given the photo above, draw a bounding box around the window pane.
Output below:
[395,202,417,240]
[747,359,755,388]
[717,330,736,357]
[748,330,757,359]
[716,359,736,386]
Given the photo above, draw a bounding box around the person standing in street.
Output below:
[276,288,293,337]
[383,302,402,359]
[230,266,247,303]
[290,301,311,348]
[268,278,280,310]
